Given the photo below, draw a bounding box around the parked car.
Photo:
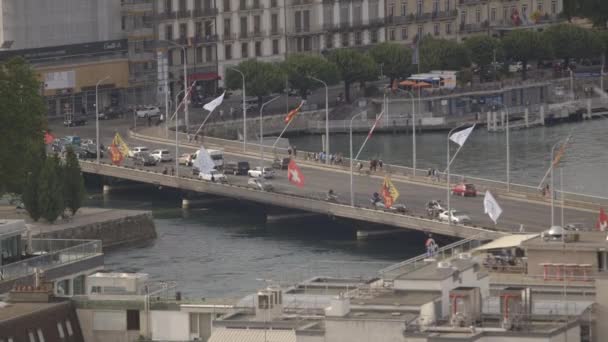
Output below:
[150,149,172,162]
[248,178,274,191]
[136,106,161,118]
[272,157,291,170]
[199,170,227,182]
[98,107,124,120]
[508,62,531,73]
[64,117,87,127]
[223,162,238,175]
[564,223,587,231]
[178,153,192,166]
[133,152,157,166]
[438,210,472,224]
[73,147,100,159]
[248,167,275,179]
[451,183,477,197]
[128,146,150,158]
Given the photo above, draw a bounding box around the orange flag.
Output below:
[284,101,304,124]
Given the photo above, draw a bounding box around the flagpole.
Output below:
[537,135,572,190]
[272,118,295,149]
[193,108,215,137]
[443,124,475,173]
[259,96,281,168]
[446,123,470,225]
[350,109,367,207]
[354,110,384,160]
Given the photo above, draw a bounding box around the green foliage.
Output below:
[419,37,470,72]
[0,57,47,195]
[327,49,378,102]
[38,155,65,223]
[566,0,608,28]
[502,30,550,79]
[464,35,502,70]
[22,145,46,221]
[369,42,413,84]
[282,54,339,98]
[224,60,285,100]
[544,23,602,62]
[63,147,86,215]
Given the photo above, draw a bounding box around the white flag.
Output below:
[449,124,476,146]
[484,190,503,224]
[203,92,225,112]
[193,145,216,174]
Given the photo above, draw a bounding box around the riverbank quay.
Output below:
[0,206,156,250]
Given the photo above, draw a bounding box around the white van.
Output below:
[136,106,161,118]
[191,149,224,169]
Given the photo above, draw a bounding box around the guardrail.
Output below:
[0,239,102,282]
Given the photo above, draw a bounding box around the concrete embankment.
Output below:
[20,208,157,249]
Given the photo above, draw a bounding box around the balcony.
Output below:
[323,18,386,32]
[291,0,314,5]
[459,0,489,4]
[192,34,220,44]
[249,30,265,38]
[289,26,317,35]
[191,7,219,17]
[129,51,156,62]
[0,239,103,292]
[460,21,489,33]
[121,0,153,14]
[490,14,561,29]
[270,28,284,36]
[126,27,154,39]
[386,10,458,25]
[222,33,238,41]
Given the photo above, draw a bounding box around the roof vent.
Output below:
[438,261,451,269]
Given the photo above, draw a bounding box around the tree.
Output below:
[0,58,47,195]
[282,54,339,99]
[38,155,65,223]
[369,42,413,85]
[419,36,470,72]
[224,60,285,105]
[544,24,602,65]
[22,145,46,221]
[63,147,86,216]
[464,35,502,81]
[577,0,608,28]
[502,30,550,79]
[327,49,378,102]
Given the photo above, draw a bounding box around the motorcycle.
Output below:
[326,193,339,203]
[426,200,445,218]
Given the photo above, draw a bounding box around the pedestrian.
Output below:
[427,168,432,177]
[293,145,297,158]
[379,159,383,170]
[147,116,152,127]
[162,167,168,175]
[211,174,215,182]
[170,167,175,176]
[357,162,363,173]
[425,234,437,258]
[194,135,198,142]
[287,146,292,157]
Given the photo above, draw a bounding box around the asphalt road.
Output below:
[50,118,599,234]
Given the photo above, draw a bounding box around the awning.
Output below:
[399,80,417,86]
[188,72,220,82]
[473,234,539,252]
[412,81,432,88]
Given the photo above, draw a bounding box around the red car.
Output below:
[451,183,477,197]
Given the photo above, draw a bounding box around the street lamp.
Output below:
[390,88,417,176]
[228,67,247,152]
[174,89,185,178]
[550,137,570,227]
[159,39,189,133]
[259,96,281,168]
[308,76,330,165]
[495,103,511,192]
[446,123,471,224]
[95,76,110,164]
[349,109,366,207]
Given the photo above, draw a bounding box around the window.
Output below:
[503,7,508,21]
[325,34,333,48]
[254,15,261,33]
[179,23,188,40]
[445,22,452,34]
[179,0,186,11]
[434,23,439,35]
[388,2,394,16]
[255,41,262,56]
[180,48,186,64]
[168,50,174,65]
[196,46,203,62]
[521,4,528,17]
[241,42,248,58]
[240,16,247,36]
[370,29,378,43]
[57,322,65,338]
[537,3,543,12]
[272,39,280,54]
[271,13,278,34]
[389,29,395,40]
[354,31,362,45]
[433,0,439,13]
[401,2,406,16]
[271,0,277,7]
[253,0,260,8]
[303,36,311,51]
[165,0,173,13]
[341,32,349,46]
[490,8,496,21]
[353,3,362,24]
[223,0,231,11]
[445,0,450,12]
[36,329,45,342]
[65,320,73,336]
[127,310,140,330]
[165,24,174,41]
[195,0,202,10]
[224,18,231,35]
[475,8,481,23]
[121,16,126,30]
[196,22,203,37]
[416,0,422,15]
[551,0,556,14]
[240,0,246,10]
[294,10,302,31]
[206,46,213,61]
[225,44,232,59]
[303,10,310,31]
[460,10,466,24]
[417,24,423,37]
[401,26,408,40]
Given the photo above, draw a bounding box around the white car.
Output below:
[136,106,161,118]
[199,170,227,182]
[128,146,150,158]
[248,178,273,191]
[438,210,472,224]
[150,149,172,162]
[247,167,275,179]
[508,62,531,73]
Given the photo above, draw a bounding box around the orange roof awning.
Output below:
[399,80,417,86]
[413,81,432,88]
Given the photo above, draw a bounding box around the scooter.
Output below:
[326,194,339,203]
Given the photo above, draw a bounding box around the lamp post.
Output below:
[446,123,470,224]
[550,138,568,227]
[495,103,511,192]
[308,76,330,165]
[390,88,417,176]
[259,96,281,168]
[350,110,366,207]
[175,89,185,178]
[95,76,110,164]
[228,67,247,152]
[159,40,188,132]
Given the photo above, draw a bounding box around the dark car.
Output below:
[133,152,158,166]
[223,162,238,175]
[64,117,87,127]
[74,147,97,159]
[272,157,290,170]
[236,161,250,175]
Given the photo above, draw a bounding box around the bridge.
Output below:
[74,126,606,241]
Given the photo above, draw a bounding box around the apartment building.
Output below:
[385,0,562,45]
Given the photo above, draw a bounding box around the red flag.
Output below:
[44,131,54,145]
[367,111,385,139]
[287,159,305,187]
[284,101,304,124]
[109,144,124,165]
[597,208,608,231]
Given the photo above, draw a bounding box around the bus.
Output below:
[191,149,224,170]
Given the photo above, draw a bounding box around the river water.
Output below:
[96,190,425,299]
[289,119,608,197]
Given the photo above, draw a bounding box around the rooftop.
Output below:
[523,231,608,251]
[395,258,481,281]
[88,272,148,279]
[0,301,64,322]
[0,219,26,239]
[339,309,419,322]
[349,289,441,308]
